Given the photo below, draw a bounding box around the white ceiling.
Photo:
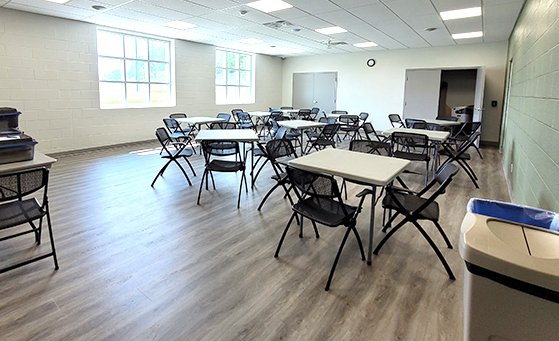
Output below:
[0,0,525,56]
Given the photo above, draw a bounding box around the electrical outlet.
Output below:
[510,163,514,174]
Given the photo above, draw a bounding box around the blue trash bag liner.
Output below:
[468,198,559,233]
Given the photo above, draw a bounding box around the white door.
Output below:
[403,69,441,119]
[292,72,337,114]
[473,66,486,146]
[292,73,314,109]
[313,72,337,114]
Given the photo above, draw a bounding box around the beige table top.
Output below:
[382,127,450,142]
[176,117,224,125]
[194,129,259,142]
[277,120,326,130]
[0,153,57,175]
[407,118,462,126]
[288,149,410,186]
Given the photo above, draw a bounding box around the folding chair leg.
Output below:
[257,183,282,211]
[183,157,197,176]
[474,145,483,159]
[374,218,408,255]
[382,211,400,233]
[299,217,304,238]
[274,212,297,257]
[151,159,172,186]
[311,221,320,238]
[173,159,192,186]
[197,170,208,205]
[45,210,59,270]
[237,170,247,209]
[412,221,455,280]
[351,225,366,261]
[325,226,352,291]
[433,221,453,249]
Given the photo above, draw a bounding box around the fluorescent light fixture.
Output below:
[239,38,263,44]
[165,21,197,30]
[353,42,378,48]
[315,26,347,35]
[440,7,481,20]
[246,0,293,13]
[452,31,483,39]
[44,0,70,3]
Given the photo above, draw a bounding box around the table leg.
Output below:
[300,130,305,155]
[251,141,255,189]
[367,186,377,265]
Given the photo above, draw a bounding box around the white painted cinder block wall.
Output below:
[281,42,508,143]
[0,8,283,154]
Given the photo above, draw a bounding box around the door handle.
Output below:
[313,100,318,103]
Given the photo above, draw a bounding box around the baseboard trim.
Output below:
[48,139,157,158]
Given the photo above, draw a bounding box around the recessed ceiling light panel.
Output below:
[315,26,347,35]
[452,31,483,39]
[353,42,378,48]
[440,7,482,20]
[246,0,293,13]
[44,0,71,3]
[165,21,197,30]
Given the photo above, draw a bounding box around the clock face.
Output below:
[367,58,376,68]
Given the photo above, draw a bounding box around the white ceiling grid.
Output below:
[0,0,525,56]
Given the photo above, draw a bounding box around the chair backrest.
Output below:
[280,106,293,110]
[388,114,404,127]
[297,108,312,120]
[210,122,237,129]
[434,163,459,187]
[155,127,180,156]
[169,112,187,119]
[319,124,340,140]
[270,111,284,121]
[436,116,458,121]
[318,116,337,124]
[310,107,320,120]
[426,123,443,131]
[217,113,231,122]
[287,166,341,201]
[236,111,251,122]
[405,118,427,129]
[359,112,369,121]
[349,139,382,154]
[390,131,429,156]
[0,167,48,202]
[339,114,360,126]
[201,140,240,159]
[274,126,288,139]
[163,118,181,132]
[266,139,296,161]
[231,109,243,115]
[362,122,386,142]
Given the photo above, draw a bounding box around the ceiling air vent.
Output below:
[263,20,294,29]
[323,40,348,48]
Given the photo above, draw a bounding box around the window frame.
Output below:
[215,48,255,105]
[96,28,176,109]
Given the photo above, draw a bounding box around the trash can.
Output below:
[459,198,559,341]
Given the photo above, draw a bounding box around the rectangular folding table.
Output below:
[288,149,410,264]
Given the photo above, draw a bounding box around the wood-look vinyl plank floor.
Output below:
[0,141,509,340]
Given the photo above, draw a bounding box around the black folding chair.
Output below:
[275,166,371,291]
[152,127,196,187]
[257,139,298,211]
[216,113,231,122]
[309,107,320,121]
[163,118,196,154]
[405,118,427,129]
[235,111,255,130]
[449,122,483,159]
[338,114,362,140]
[439,131,481,188]
[304,123,340,154]
[390,131,431,185]
[296,108,312,121]
[169,112,187,119]
[388,114,404,128]
[361,122,390,154]
[197,140,247,209]
[374,163,460,280]
[0,168,59,274]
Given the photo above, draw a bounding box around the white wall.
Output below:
[282,42,508,142]
[0,9,283,153]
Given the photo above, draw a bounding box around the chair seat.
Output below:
[169,132,189,140]
[393,150,430,162]
[293,197,357,227]
[314,138,336,146]
[0,199,44,230]
[207,160,245,172]
[382,193,439,220]
[238,123,254,129]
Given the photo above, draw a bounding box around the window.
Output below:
[96,29,175,109]
[215,49,254,105]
